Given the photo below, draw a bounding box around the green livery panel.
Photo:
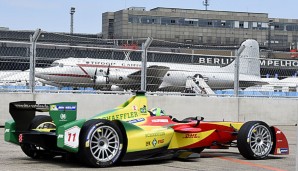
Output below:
[57,119,86,153]
[49,102,77,127]
[4,120,19,145]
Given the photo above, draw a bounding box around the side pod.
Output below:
[270,126,289,155]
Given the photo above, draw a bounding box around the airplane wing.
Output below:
[239,75,268,88]
[127,65,170,91]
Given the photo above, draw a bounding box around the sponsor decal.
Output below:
[111,143,123,163]
[147,139,164,147]
[66,106,76,110]
[277,148,288,154]
[152,138,157,147]
[140,105,147,113]
[85,140,90,148]
[280,148,288,153]
[128,118,145,124]
[60,113,67,121]
[56,105,76,111]
[50,105,58,111]
[50,105,76,111]
[58,134,64,139]
[152,119,168,123]
[145,132,165,138]
[102,112,138,120]
[132,105,138,111]
[183,133,200,138]
[14,104,48,109]
[18,134,23,143]
[158,139,164,144]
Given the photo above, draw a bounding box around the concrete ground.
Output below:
[0,126,295,171]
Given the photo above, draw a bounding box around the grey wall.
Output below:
[0,93,297,126]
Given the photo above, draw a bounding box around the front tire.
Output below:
[237,121,273,160]
[79,119,124,167]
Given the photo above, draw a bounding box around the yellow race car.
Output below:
[5,91,289,167]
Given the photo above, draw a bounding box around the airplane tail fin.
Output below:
[225,39,260,77]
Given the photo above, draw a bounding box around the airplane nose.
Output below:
[35,72,47,80]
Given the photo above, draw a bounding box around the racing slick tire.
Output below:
[237,121,273,160]
[20,115,56,159]
[79,119,124,167]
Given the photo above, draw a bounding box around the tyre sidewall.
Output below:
[30,115,53,128]
[237,121,273,159]
[79,119,124,167]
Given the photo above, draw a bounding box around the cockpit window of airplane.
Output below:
[50,62,59,67]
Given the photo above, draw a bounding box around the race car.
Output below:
[4,91,289,167]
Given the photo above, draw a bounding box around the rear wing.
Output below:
[9,101,77,132]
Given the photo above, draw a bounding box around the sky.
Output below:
[0,0,297,34]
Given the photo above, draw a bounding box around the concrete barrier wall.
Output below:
[0,93,297,126]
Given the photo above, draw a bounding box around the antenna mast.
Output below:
[203,0,210,10]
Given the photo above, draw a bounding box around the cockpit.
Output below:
[50,62,64,67]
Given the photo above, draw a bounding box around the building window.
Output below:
[239,22,244,28]
[208,21,212,26]
[221,21,226,27]
[171,19,176,24]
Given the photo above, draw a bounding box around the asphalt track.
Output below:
[0,126,295,171]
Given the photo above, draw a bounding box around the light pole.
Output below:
[267,19,273,58]
[70,7,75,34]
[203,0,209,10]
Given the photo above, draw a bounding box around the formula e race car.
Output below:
[5,91,289,167]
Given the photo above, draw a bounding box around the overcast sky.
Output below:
[1,0,297,34]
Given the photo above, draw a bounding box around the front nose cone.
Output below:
[35,72,47,80]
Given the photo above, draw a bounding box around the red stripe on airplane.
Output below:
[77,64,141,70]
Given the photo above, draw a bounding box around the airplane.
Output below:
[35,39,266,92]
[245,77,298,93]
[0,70,40,86]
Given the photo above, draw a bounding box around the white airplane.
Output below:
[35,39,266,91]
[245,77,298,92]
[0,70,42,86]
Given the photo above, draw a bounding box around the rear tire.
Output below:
[79,119,124,167]
[237,121,273,160]
[20,115,56,159]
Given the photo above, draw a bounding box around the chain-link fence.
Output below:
[1,29,298,97]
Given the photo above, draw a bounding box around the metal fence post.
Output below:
[234,45,245,97]
[141,37,153,91]
[29,29,42,93]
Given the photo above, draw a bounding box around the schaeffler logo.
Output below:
[60,113,67,121]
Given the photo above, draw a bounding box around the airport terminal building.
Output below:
[102,7,298,50]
